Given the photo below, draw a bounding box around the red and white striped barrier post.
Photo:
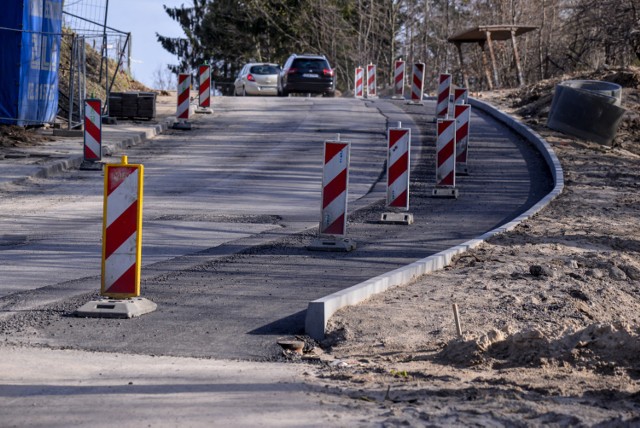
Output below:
[354,66,364,98]
[455,104,471,175]
[454,88,468,105]
[433,119,458,198]
[436,73,452,119]
[366,63,377,98]
[101,155,144,297]
[81,98,102,170]
[381,122,414,225]
[173,72,192,130]
[387,123,410,209]
[393,59,405,99]
[409,62,425,104]
[196,64,213,114]
[309,137,356,251]
[74,155,157,318]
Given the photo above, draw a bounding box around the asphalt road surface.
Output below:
[0,97,552,361]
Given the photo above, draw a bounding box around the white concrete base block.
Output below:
[308,237,356,252]
[75,297,157,319]
[79,160,104,171]
[432,187,459,199]
[195,107,213,114]
[172,121,192,130]
[380,212,414,225]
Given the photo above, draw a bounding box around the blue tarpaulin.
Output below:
[0,0,62,125]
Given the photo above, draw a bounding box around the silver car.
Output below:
[234,63,280,96]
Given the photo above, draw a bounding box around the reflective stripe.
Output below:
[394,61,404,95]
[104,232,137,289]
[177,74,190,119]
[437,74,452,118]
[323,144,348,186]
[107,169,139,227]
[455,104,471,164]
[320,141,350,236]
[436,119,456,187]
[199,65,211,107]
[84,100,101,160]
[411,63,424,101]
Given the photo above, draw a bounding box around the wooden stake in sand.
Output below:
[452,303,463,338]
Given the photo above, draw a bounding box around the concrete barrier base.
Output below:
[75,298,157,319]
[79,160,103,171]
[172,121,192,130]
[432,187,459,198]
[380,212,414,225]
[308,237,356,252]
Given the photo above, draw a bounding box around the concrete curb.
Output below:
[305,98,565,340]
[20,117,176,183]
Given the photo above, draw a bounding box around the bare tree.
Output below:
[152,65,176,91]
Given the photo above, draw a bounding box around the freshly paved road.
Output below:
[0,96,552,361]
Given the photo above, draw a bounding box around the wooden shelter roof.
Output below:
[448,25,537,43]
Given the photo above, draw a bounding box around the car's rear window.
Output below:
[291,58,329,70]
[250,65,279,75]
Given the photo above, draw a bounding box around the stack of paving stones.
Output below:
[107,93,122,117]
[137,92,156,119]
[108,92,156,120]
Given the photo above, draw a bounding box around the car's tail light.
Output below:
[247,74,255,81]
[287,68,298,74]
[323,68,334,77]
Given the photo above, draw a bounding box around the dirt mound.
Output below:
[0,125,54,148]
[438,322,640,376]
[603,69,640,88]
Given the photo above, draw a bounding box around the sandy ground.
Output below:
[306,72,640,425]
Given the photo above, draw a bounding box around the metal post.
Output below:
[68,35,76,130]
[81,36,86,114]
[127,32,132,72]
[107,33,130,99]
[104,38,109,117]
[101,0,110,116]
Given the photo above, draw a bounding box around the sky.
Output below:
[106,0,187,89]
